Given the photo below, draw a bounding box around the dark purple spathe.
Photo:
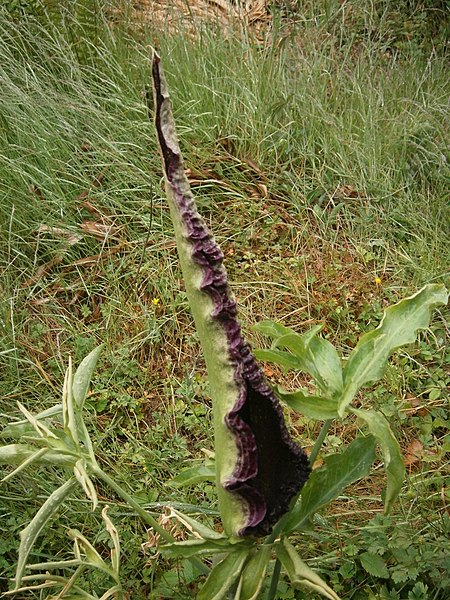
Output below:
[152,53,310,536]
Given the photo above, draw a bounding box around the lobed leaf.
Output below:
[252,320,295,339]
[253,348,302,371]
[102,506,121,576]
[352,408,405,513]
[69,529,117,581]
[283,435,376,533]
[256,322,343,397]
[0,443,76,468]
[274,331,343,396]
[359,551,390,578]
[26,558,82,570]
[276,538,341,600]
[0,404,63,440]
[339,284,448,415]
[1,447,49,483]
[161,538,240,559]
[17,402,57,440]
[73,459,98,510]
[277,389,339,420]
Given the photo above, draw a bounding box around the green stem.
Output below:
[309,419,333,466]
[93,467,172,541]
[265,557,282,600]
[93,467,210,576]
[262,419,334,596]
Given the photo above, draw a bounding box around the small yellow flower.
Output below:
[152,297,160,306]
[375,277,382,286]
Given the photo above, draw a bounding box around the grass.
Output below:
[0,1,449,597]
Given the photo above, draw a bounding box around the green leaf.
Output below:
[308,336,343,396]
[0,443,45,465]
[17,402,57,440]
[161,538,241,558]
[272,328,343,396]
[197,548,249,600]
[359,552,389,578]
[255,320,344,395]
[236,545,272,600]
[277,389,339,420]
[63,358,79,446]
[253,348,301,370]
[26,558,82,570]
[102,506,120,576]
[352,409,405,513]
[276,538,341,600]
[252,320,295,338]
[169,507,226,540]
[283,435,376,533]
[78,418,98,467]
[340,284,448,415]
[72,346,102,409]
[1,447,49,482]
[69,529,116,580]
[169,463,216,488]
[0,443,76,468]
[15,477,78,587]
[0,404,63,440]
[74,459,98,510]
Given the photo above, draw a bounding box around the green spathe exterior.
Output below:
[152,53,310,538]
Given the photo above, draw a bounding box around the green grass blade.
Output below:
[14,477,78,588]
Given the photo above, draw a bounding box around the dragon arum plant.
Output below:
[150,52,448,599]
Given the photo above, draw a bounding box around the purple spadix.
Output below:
[152,53,310,537]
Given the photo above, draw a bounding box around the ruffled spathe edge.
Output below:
[152,53,310,536]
